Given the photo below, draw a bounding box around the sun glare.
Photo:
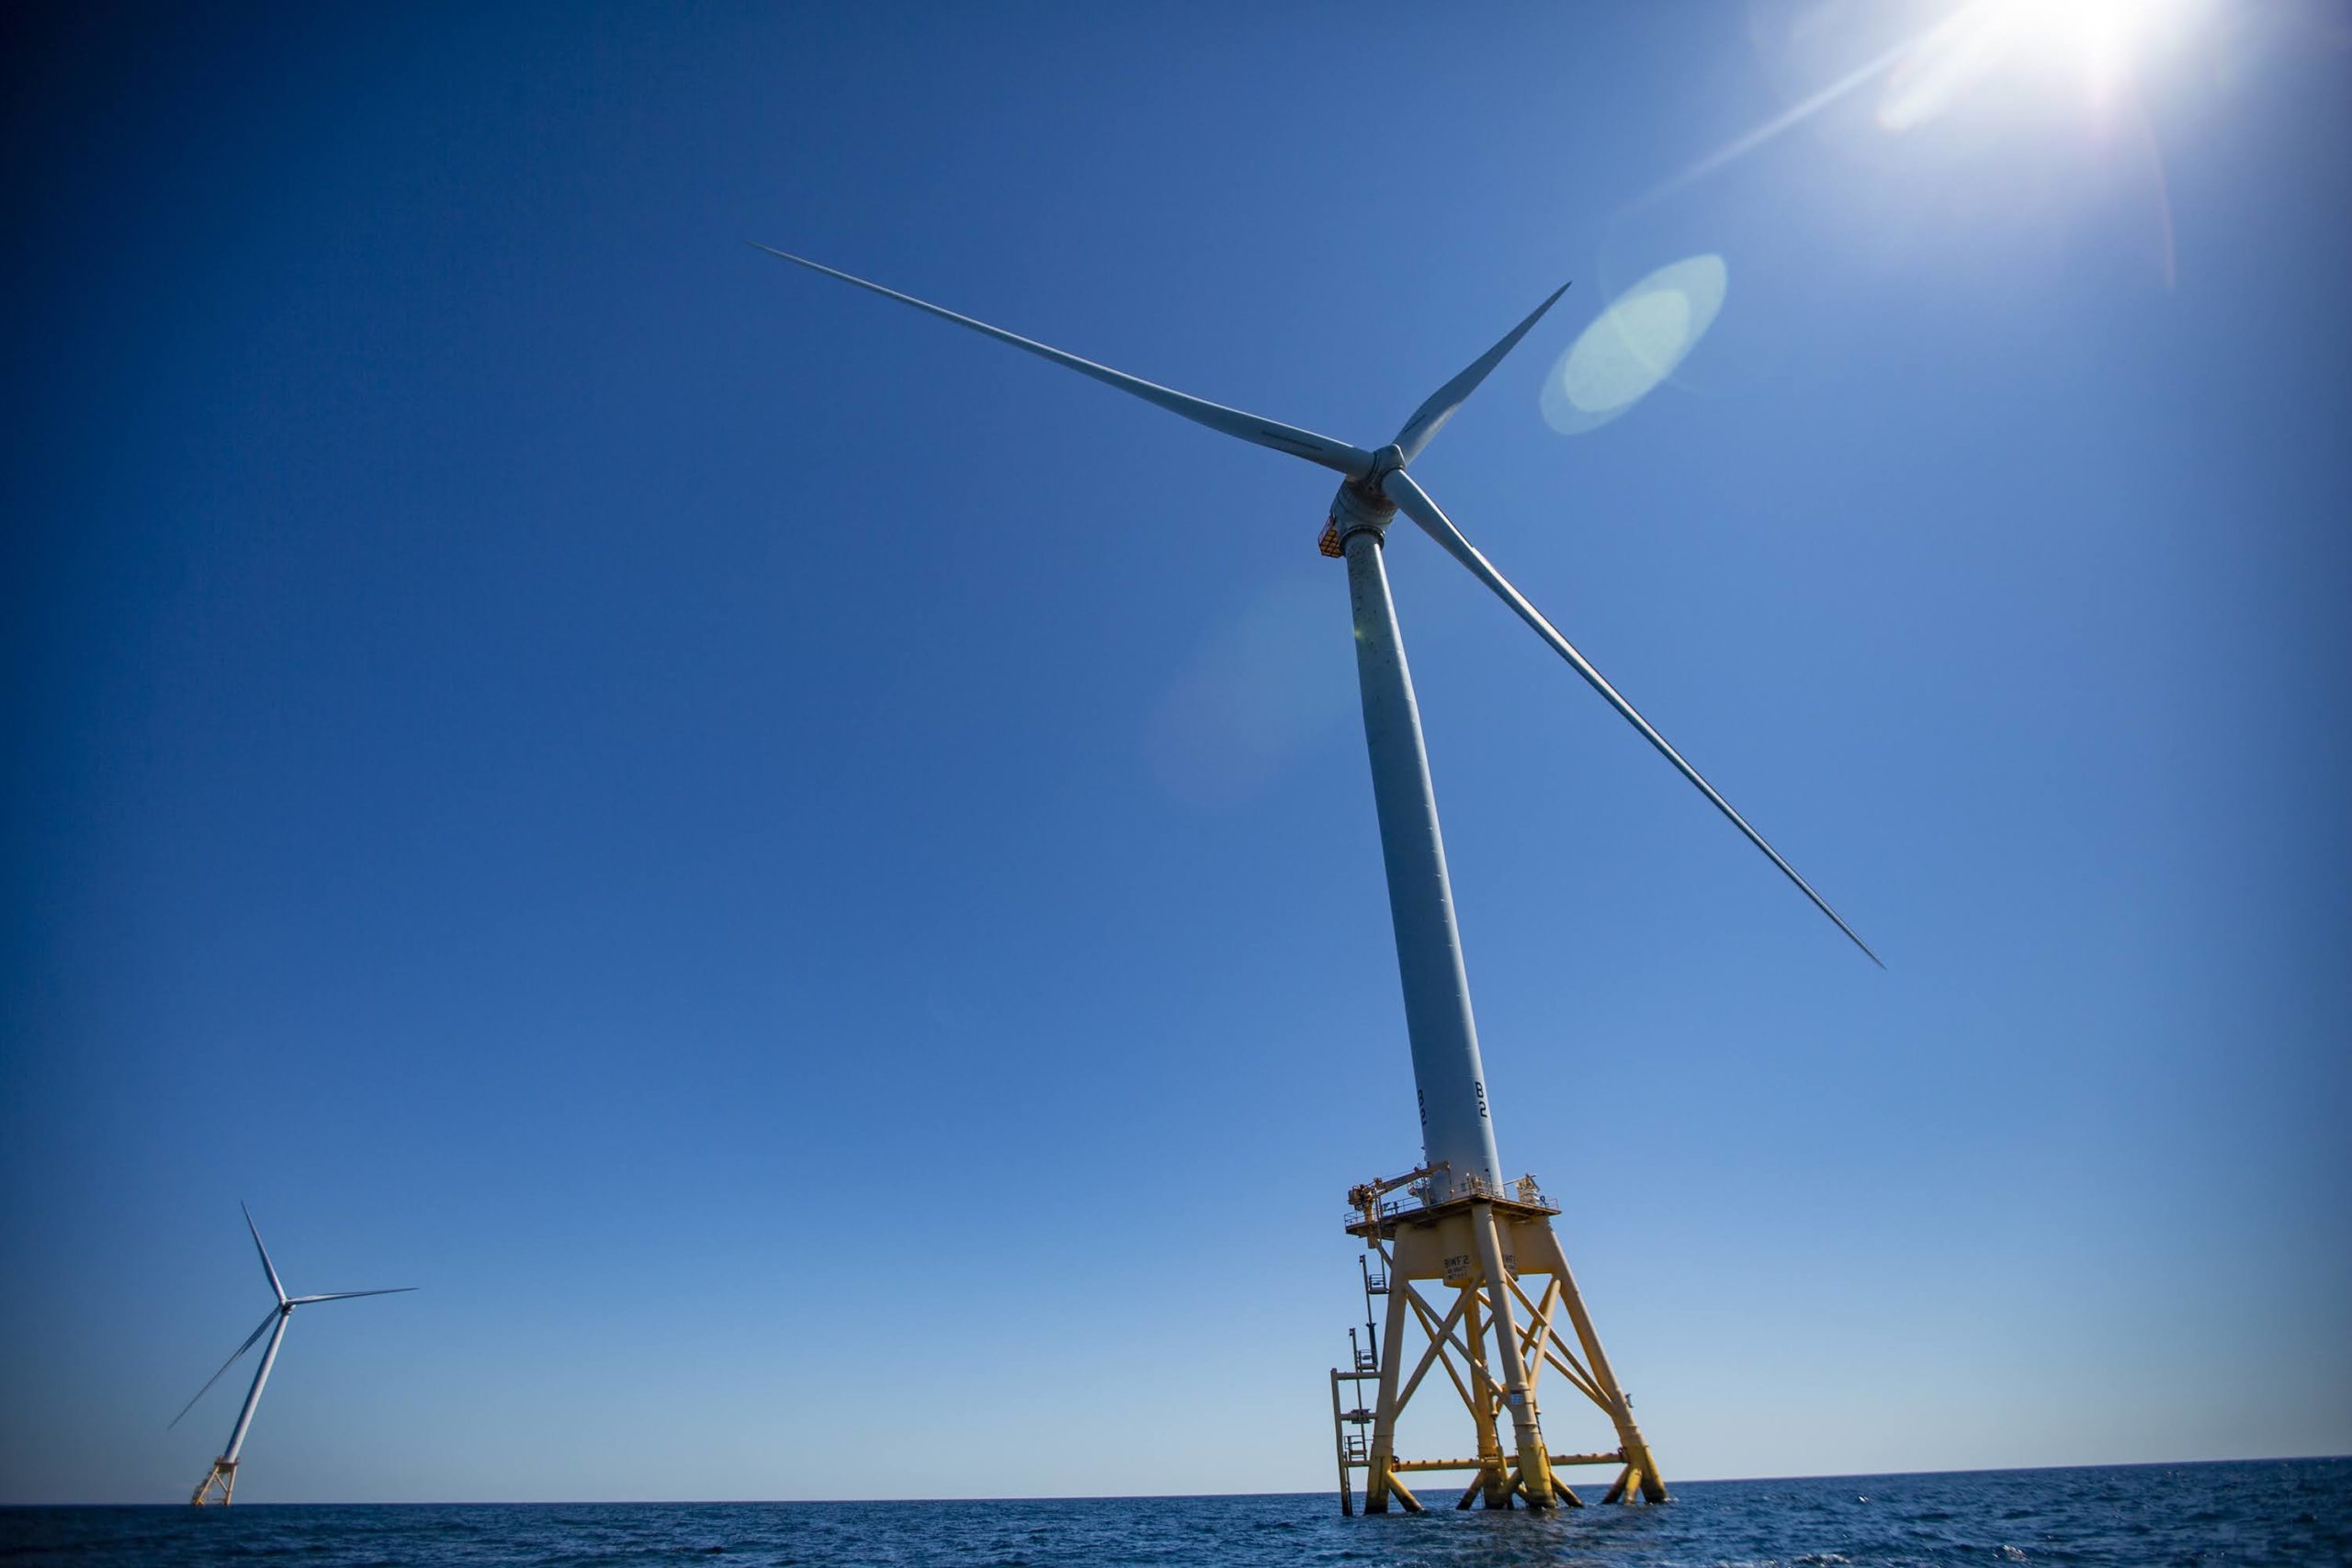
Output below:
[1880,0,2209,130]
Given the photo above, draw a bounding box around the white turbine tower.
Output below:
[171,1205,413,1506]
[756,245,1874,1512]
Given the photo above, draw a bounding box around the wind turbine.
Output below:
[171,1205,413,1506]
[755,245,1875,1513]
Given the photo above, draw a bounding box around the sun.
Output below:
[1879,0,2211,130]
[2000,0,2195,99]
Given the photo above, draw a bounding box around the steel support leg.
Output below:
[1546,1246,1668,1502]
[1472,1202,1555,1507]
[1363,1269,1415,1513]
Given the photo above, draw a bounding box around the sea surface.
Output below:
[4,1459,2346,1566]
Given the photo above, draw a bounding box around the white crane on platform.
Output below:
[755,245,1875,1514]
[171,1205,413,1506]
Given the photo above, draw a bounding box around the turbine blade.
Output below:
[1379,468,1882,966]
[242,1203,286,1304]
[288,1288,416,1303]
[1390,282,1572,464]
[167,1309,277,1429]
[750,243,1373,479]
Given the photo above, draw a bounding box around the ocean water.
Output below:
[3,1459,2346,1566]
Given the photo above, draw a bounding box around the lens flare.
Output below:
[1542,255,1728,436]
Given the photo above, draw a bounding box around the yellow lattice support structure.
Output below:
[1330,1174,1668,1514]
[191,1460,236,1506]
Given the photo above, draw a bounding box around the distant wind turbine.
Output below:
[172,1204,413,1506]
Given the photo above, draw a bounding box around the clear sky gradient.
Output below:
[4,0,2347,1504]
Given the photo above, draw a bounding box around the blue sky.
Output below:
[3,0,2346,1504]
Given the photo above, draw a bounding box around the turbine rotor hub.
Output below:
[1325,446,1403,553]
